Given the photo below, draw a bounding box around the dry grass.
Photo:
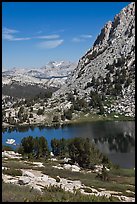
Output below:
[2,182,120,202]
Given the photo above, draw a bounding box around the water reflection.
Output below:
[93,132,135,153]
[76,121,135,153]
[2,121,135,168]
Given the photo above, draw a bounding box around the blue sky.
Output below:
[2,2,130,69]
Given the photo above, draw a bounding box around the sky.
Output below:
[2,2,130,70]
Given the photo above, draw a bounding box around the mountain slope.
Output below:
[54,2,135,117]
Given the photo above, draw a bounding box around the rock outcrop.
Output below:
[54,2,135,117]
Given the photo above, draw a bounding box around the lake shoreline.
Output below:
[2,113,135,132]
[2,119,135,169]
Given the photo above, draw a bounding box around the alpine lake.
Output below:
[2,120,135,169]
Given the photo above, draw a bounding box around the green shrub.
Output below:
[3,168,22,176]
[2,182,120,202]
[50,137,110,168]
[37,108,44,115]
[67,93,75,102]
[124,78,132,88]
[51,138,68,157]
[52,115,59,122]
[43,185,63,193]
[114,56,125,67]
[18,136,50,159]
[96,166,110,181]
[85,82,92,89]
[61,114,65,121]
[2,145,14,151]
[105,64,114,74]
[68,137,105,168]
[64,109,73,120]
[73,98,87,111]
[82,187,93,193]
[89,91,103,110]
[56,176,60,183]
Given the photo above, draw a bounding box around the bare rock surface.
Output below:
[53,2,135,118]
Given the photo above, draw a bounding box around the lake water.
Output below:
[2,121,135,169]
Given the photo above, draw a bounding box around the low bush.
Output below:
[2,168,22,177]
[82,187,93,193]
[2,145,14,151]
[2,182,120,202]
[56,176,60,183]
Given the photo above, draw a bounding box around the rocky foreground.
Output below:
[2,151,135,202]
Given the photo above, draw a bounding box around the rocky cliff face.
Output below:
[54,2,135,117]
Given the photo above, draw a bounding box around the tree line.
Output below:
[17,136,111,169]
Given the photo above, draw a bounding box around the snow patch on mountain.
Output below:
[2,61,77,88]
